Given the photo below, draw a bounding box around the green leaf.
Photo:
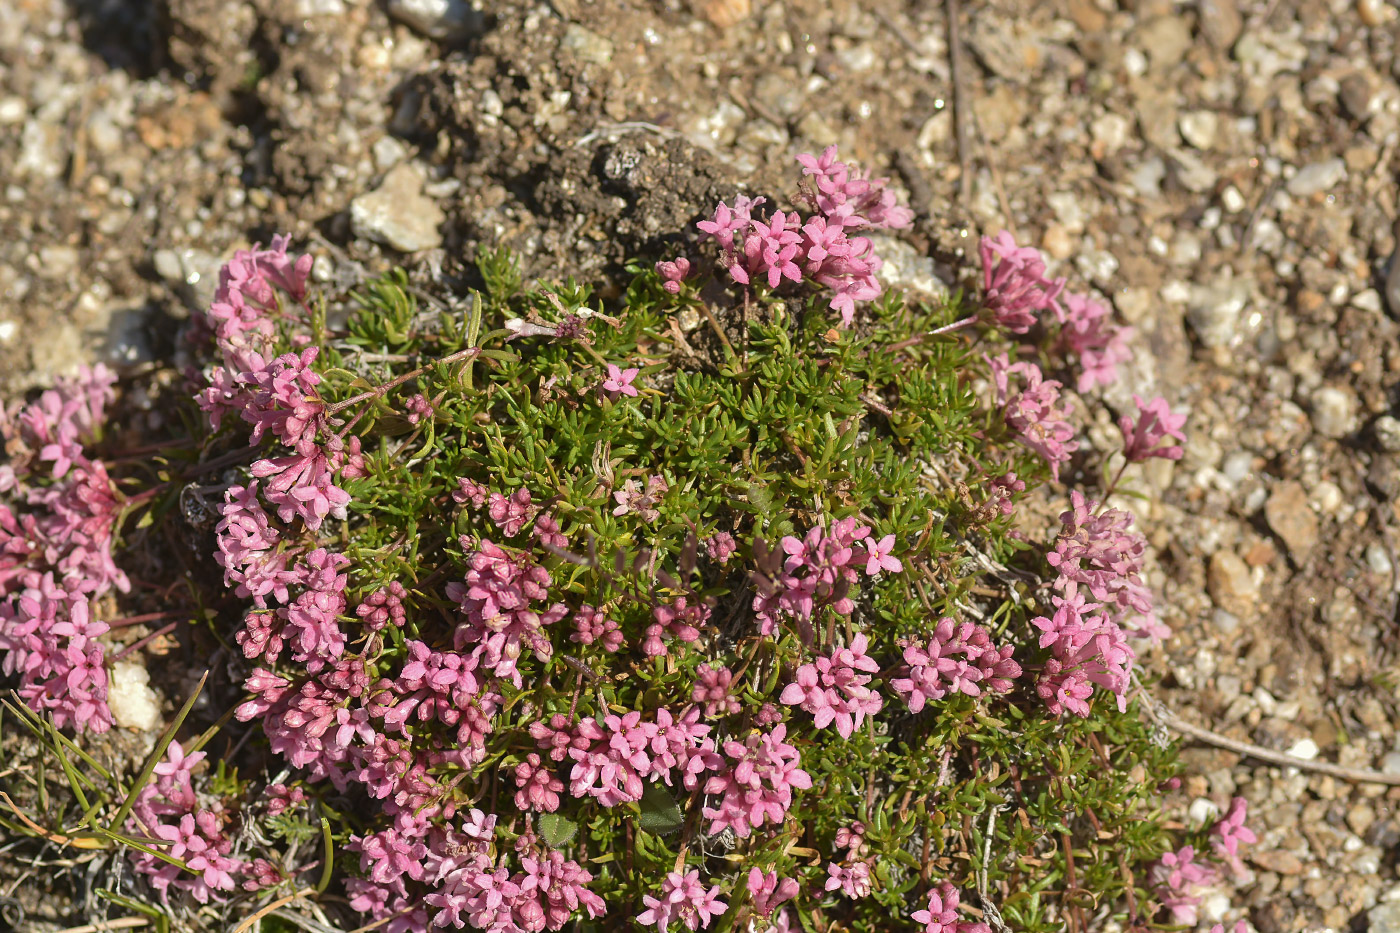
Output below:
[637,783,684,836]
[539,812,580,847]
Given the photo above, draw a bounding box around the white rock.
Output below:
[350,162,445,252]
[1189,797,1221,825]
[1286,158,1346,197]
[108,659,162,731]
[1286,737,1319,760]
[1309,386,1357,439]
[1179,110,1219,149]
[387,0,483,39]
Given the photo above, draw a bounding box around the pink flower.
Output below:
[691,663,740,718]
[636,870,727,933]
[911,882,989,933]
[656,257,692,294]
[747,868,799,919]
[779,633,882,738]
[1209,796,1257,874]
[513,752,564,812]
[488,487,536,537]
[823,861,871,899]
[891,618,1021,711]
[1119,394,1187,462]
[704,531,737,563]
[1149,846,1216,926]
[1057,293,1134,392]
[453,477,490,509]
[601,364,641,399]
[979,231,1065,332]
[702,723,810,837]
[862,533,903,575]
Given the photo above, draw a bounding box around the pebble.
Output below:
[1179,110,1219,149]
[1286,158,1347,197]
[1376,416,1400,452]
[1371,902,1400,933]
[1309,386,1357,439]
[107,658,161,731]
[1137,15,1192,70]
[387,0,483,39]
[1264,480,1318,563]
[349,162,445,252]
[1208,550,1257,616]
[1366,542,1394,576]
[1340,72,1375,121]
[1187,275,1251,348]
[1198,0,1243,50]
[1287,737,1319,760]
[561,24,614,66]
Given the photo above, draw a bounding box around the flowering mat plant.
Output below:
[0,149,1253,933]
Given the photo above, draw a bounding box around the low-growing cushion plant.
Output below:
[0,148,1253,933]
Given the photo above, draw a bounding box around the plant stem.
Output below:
[327,346,481,416]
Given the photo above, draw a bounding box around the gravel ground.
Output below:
[3,0,1400,929]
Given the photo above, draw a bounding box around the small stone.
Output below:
[1253,850,1304,875]
[1340,72,1375,121]
[1367,542,1394,576]
[295,0,345,13]
[752,72,806,119]
[1264,481,1318,563]
[1208,550,1258,616]
[1310,386,1357,438]
[1286,158,1347,197]
[1198,0,1242,50]
[1220,185,1246,213]
[350,162,445,253]
[1137,16,1192,70]
[1372,903,1400,933]
[1348,802,1376,836]
[1375,416,1400,452]
[1359,0,1398,27]
[1179,110,1219,149]
[1066,0,1106,30]
[372,136,408,172]
[108,659,162,731]
[561,24,614,66]
[1187,276,1251,348]
[1091,112,1131,156]
[1287,737,1319,760]
[387,0,483,40]
[1042,223,1074,260]
[864,236,948,301]
[1382,752,1400,775]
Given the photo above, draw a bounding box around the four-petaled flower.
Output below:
[601,364,641,398]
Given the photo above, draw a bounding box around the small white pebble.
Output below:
[1286,738,1319,761]
[108,659,162,731]
[1189,797,1221,825]
[1221,186,1247,213]
[0,320,15,343]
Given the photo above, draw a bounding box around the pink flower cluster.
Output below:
[698,146,912,326]
[0,364,126,731]
[1209,796,1256,875]
[1120,394,1187,462]
[0,575,113,732]
[987,353,1079,480]
[890,618,1021,711]
[1149,845,1216,925]
[752,519,897,640]
[1030,489,1167,716]
[780,633,883,738]
[129,741,247,903]
[1056,293,1133,393]
[979,232,1134,393]
[911,883,990,933]
[532,706,718,808]
[702,723,811,837]
[638,870,726,933]
[447,538,567,685]
[349,810,606,933]
[195,239,351,532]
[979,231,1065,333]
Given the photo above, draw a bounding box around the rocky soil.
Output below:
[3,0,1400,929]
